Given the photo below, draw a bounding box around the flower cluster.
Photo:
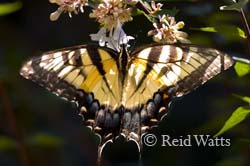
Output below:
[49,0,190,50]
[89,0,136,30]
[49,0,88,21]
[148,15,190,44]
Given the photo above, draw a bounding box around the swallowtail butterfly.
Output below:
[20,44,233,159]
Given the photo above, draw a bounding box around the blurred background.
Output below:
[0,0,250,165]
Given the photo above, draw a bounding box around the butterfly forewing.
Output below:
[130,45,233,98]
[20,45,121,105]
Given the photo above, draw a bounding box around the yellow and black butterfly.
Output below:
[20,44,233,157]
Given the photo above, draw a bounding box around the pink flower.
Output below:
[148,15,190,44]
[49,0,88,21]
[89,0,134,30]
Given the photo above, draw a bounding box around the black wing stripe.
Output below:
[86,47,118,100]
[186,52,221,77]
[158,65,177,85]
[86,47,106,76]
[131,46,162,95]
[156,64,183,82]
[71,49,83,66]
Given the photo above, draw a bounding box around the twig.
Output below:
[239,8,250,55]
[0,84,30,166]
[232,56,250,63]
[136,1,151,15]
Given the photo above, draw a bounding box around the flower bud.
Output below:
[50,8,62,21]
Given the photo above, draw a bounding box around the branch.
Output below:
[240,8,250,55]
[0,84,30,166]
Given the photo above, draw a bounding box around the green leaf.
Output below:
[233,94,250,103]
[234,61,250,77]
[136,9,156,23]
[237,27,246,38]
[214,106,250,137]
[194,27,217,32]
[189,34,213,45]
[0,136,16,151]
[142,0,151,10]
[0,1,22,16]
[192,26,246,39]
[28,133,64,149]
[220,0,249,12]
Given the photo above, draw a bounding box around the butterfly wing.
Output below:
[20,45,124,141]
[130,44,234,97]
[119,44,234,146]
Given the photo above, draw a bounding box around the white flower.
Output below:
[90,20,134,52]
[90,27,108,47]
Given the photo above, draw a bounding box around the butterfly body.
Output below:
[20,44,233,154]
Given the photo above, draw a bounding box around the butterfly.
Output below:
[20,44,233,159]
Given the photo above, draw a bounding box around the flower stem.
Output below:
[136,1,151,15]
